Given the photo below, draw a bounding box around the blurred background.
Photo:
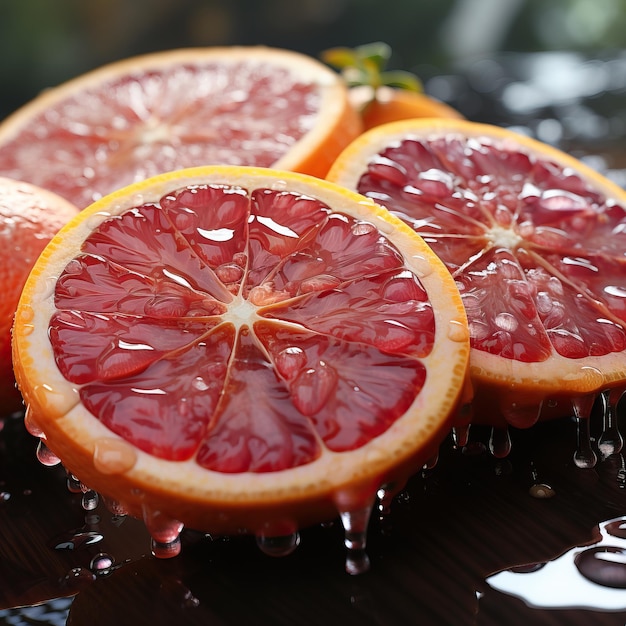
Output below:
[2,0,626,176]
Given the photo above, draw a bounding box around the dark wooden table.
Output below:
[1,407,625,626]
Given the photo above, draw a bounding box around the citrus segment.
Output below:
[0,47,362,209]
[12,166,469,544]
[327,119,626,428]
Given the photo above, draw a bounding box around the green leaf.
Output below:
[320,47,358,70]
[380,70,423,92]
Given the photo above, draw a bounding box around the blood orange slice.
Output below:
[0,47,361,209]
[12,166,469,570]
[327,119,626,448]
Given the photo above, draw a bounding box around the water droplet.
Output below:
[60,567,96,590]
[151,536,182,559]
[574,417,597,468]
[529,483,556,498]
[452,424,470,447]
[93,437,137,474]
[0,491,11,503]
[85,211,112,230]
[66,474,82,494]
[24,408,44,438]
[143,508,184,544]
[351,221,377,236]
[36,440,61,467]
[256,532,301,557]
[81,490,99,511]
[410,254,433,278]
[489,427,511,458]
[90,552,115,577]
[338,503,374,575]
[598,388,624,459]
[575,547,626,588]
[274,346,306,380]
[447,319,469,343]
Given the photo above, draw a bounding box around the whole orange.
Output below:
[1,177,78,413]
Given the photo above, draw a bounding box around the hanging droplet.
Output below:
[598,388,624,459]
[452,424,470,448]
[339,503,374,575]
[489,426,511,458]
[151,536,182,559]
[255,532,301,557]
[575,547,626,589]
[574,416,597,468]
[66,474,82,494]
[81,490,99,511]
[36,439,61,467]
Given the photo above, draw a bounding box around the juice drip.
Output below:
[255,531,301,557]
[574,416,597,468]
[144,507,184,559]
[598,388,625,459]
[452,424,470,448]
[488,426,511,458]
[81,489,99,511]
[35,439,60,466]
[338,501,374,575]
[151,536,182,559]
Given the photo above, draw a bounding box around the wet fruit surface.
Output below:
[48,184,432,470]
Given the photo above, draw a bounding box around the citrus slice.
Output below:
[0,47,362,209]
[327,119,626,435]
[12,165,469,568]
[0,177,78,413]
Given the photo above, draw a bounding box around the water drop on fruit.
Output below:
[255,532,301,557]
[93,437,138,474]
[143,507,184,545]
[24,407,44,438]
[409,254,433,278]
[36,440,61,466]
[575,547,626,588]
[447,319,469,343]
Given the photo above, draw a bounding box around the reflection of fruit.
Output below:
[0,177,78,413]
[0,47,362,209]
[327,118,626,431]
[321,42,462,131]
[12,166,469,545]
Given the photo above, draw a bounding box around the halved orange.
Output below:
[327,119,626,435]
[0,47,362,209]
[12,166,469,566]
